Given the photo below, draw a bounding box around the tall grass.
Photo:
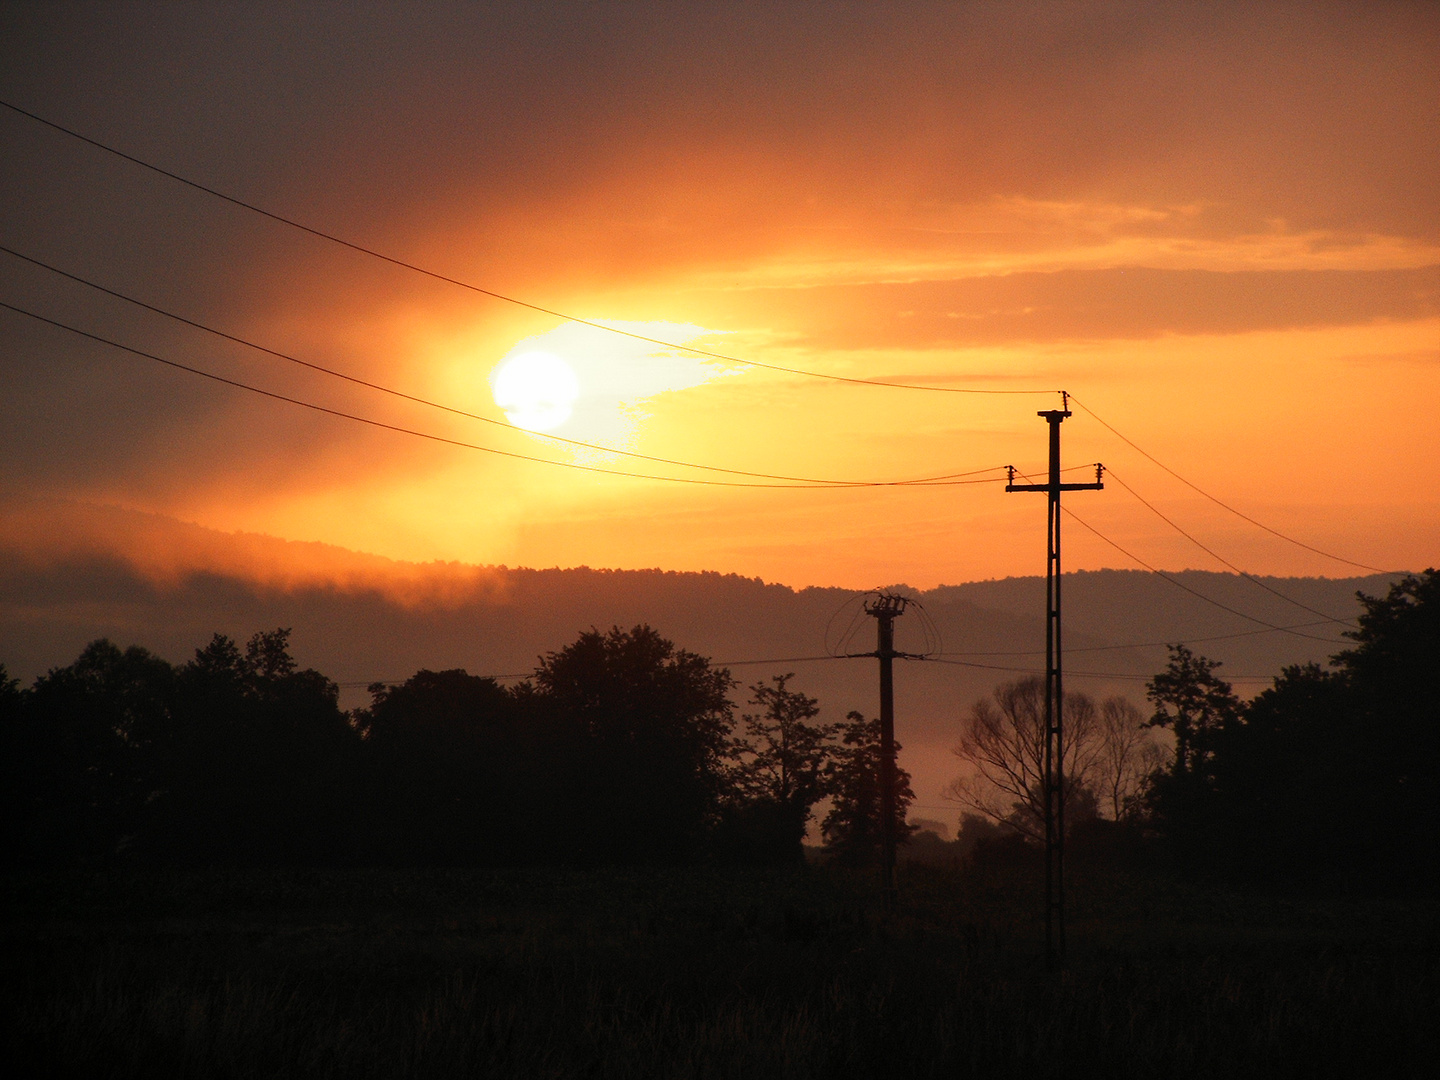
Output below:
[2,865,1435,1078]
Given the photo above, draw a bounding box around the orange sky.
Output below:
[1,2,1436,591]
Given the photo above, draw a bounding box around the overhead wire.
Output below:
[911,597,944,658]
[342,653,847,689]
[1068,393,1392,574]
[919,655,1273,682]
[342,646,1278,694]
[0,98,1058,397]
[0,299,1009,490]
[0,244,1004,488]
[1055,497,1350,644]
[6,102,1397,548]
[717,654,841,668]
[341,610,1341,692]
[339,674,531,688]
[825,590,879,657]
[0,106,1399,595]
[934,615,1346,658]
[1106,467,1358,628]
[1002,464,1347,643]
[343,493,1363,687]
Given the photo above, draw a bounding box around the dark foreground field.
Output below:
[2,860,1435,1079]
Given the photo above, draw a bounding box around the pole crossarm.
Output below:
[1006,483,1105,493]
[1006,463,1105,493]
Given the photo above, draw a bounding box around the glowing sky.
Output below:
[1,2,1435,590]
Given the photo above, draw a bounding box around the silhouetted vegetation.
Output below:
[820,711,916,863]
[946,677,1133,839]
[3,576,1437,1074]
[4,573,1437,884]
[936,570,1439,891]
[1,624,901,869]
[716,675,840,864]
[1141,569,1440,888]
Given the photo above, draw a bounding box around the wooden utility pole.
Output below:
[1005,395,1103,966]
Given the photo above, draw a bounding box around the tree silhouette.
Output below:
[1333,570,1439,847]
[822,711,915,864]
[18,640,176,862]
[722,674,840,863]
[1141,645,1242,862]
[1136,577,1440,886]
[1214,661,1351,880]
[151,629,357,865]
[354,669,527,864]
[947,677,1129,840]
[1322,570,1437,884]
[532,625,735,863]
[1146,644,1240,778]
[1095,695,1164,822]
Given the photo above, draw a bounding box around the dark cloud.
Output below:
[3,3,1434,257]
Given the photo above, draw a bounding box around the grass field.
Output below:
[2,857,1435,1078]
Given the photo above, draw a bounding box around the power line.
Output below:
[0,299,1009,491]
[3,102,1406,563]
[1106,467,1358,628]
[0,98,1058,397]
[340,673,532,688]
[341,625,1324,690]
[3,108,1398,584]
[13,299,1344,662]
[1054,496,1350,644]
[716,654,840,668]
[0,244,1002,489]
[1068,393,1392,574]
[341,653,846,689]
[342,649,1280,692]
[343,626,1316,691]
[935,616,1346,657]
[921,655,1273,682]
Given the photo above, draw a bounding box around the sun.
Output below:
[490,351,580,432]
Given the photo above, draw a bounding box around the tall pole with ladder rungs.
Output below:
[1005,396,1103,966]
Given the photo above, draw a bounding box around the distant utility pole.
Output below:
[862,592,911,912]
[1005,393,1103,967]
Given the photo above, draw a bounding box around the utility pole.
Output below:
[1005,393,1103,967]
[862,592,910,912]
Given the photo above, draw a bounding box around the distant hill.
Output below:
[0,496,1405,821]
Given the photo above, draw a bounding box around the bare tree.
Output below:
[945,678,1104,840]
[1094,696,1165,821]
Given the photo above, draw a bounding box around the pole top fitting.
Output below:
[864,592,911,617]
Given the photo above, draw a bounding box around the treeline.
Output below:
[1142,569,1438,887]
[952,570,1438,889]
[0,625,908,868]
[3,572,1434,886]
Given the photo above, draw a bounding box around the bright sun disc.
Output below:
[490,351,580,432]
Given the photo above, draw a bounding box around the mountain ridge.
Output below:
[1,495,1408,820]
